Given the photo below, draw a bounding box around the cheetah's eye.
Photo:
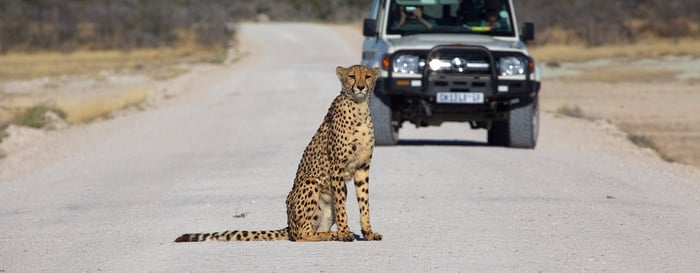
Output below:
[365,75,371,80]
[348,75,355,80]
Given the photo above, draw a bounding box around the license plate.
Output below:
[436,92,484,104]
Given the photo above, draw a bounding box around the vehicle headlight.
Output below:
[393,55,421,74]
[499,56,526,76]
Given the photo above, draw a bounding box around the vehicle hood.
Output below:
[387,34,527,53]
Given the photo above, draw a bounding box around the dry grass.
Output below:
[0,86,148,125]
[684,77,700,85]
[0,45,226,81]
[531,38,700,63]
[56,87,149,123]
[559,67,679,83]
[0,40,228,129]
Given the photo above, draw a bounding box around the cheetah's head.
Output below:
[336,65,380,103]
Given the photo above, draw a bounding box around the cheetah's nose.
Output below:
[357,85,366,91]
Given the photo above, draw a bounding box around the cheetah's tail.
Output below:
[174,227,289,242]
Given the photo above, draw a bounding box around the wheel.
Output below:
[369,91,398,146]
[487,95,539,148]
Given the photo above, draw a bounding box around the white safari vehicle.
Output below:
[361,0,541,148]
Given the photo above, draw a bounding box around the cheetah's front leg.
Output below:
[354,165,382,241]
[331,175,354,242]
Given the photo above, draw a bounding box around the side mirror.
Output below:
[521,22,535,42]
[363,18,377,37]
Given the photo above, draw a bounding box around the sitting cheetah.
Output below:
[175,65,382,242]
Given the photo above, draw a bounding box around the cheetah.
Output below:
[175,65,382,242]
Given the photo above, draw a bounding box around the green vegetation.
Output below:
[13,104,67,129]
[0,129,8,144]
[627,134,675,163]
[628,134,656,150]
[556,105,592,120]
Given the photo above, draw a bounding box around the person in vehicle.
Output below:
[396,5,433,29]
[483,11,501,29]
[481,0,506,30]
[457,0,507,31]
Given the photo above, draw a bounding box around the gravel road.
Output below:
[1,23,699,273]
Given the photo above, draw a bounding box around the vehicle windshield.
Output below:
[387,0,515,37]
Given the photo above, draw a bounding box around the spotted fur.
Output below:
[175,65,382,242]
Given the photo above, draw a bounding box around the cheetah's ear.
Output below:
[336,66,347,81]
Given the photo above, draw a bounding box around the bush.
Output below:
[13,104,66,129]
[515,0,700,45]
[0,0,373,53]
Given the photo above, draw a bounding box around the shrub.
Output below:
[13,104,66,129]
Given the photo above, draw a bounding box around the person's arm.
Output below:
[397,9,407,28]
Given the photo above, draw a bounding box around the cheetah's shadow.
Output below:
[351,233,379,241]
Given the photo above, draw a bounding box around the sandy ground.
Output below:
[540,69,700,167]
[1,23,700,272]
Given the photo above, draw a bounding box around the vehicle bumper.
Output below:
[377,77,540,101]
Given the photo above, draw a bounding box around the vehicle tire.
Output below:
[370,91,399,146]
[487,95,539,148]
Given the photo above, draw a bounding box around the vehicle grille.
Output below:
[428,50,492,75]
[424,46,496,95]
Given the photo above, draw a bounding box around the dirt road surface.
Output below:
[1,23,699,273]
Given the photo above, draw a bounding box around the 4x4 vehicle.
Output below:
[361,0,541,148]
